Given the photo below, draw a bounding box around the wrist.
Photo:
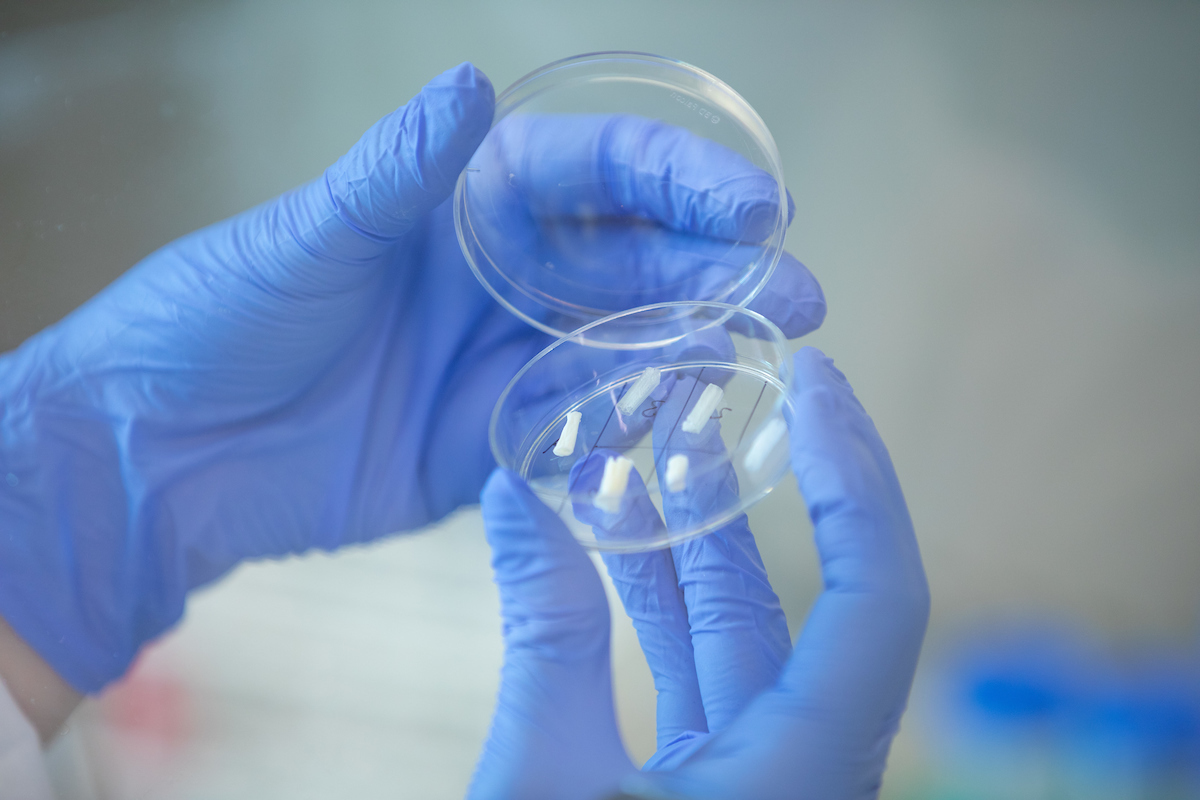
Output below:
[0,613,81,743]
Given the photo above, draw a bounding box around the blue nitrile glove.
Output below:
[0,62,825,695]
[470,347,929,800]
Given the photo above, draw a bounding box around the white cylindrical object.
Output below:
[743,418,787,473]
[682,383,724,434]
[616,367,661,416]
[665,454,689,493]
[594,455,634,513]
[553,411,583,457]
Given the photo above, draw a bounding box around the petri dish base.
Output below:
[490,302,794,552]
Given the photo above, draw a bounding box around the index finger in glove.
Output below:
[570,452,709,748]
[781,347,929,699]
[473,469,633,800]
[653,375,792,734]
[679,348,928,797]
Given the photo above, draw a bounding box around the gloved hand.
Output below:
[0,62,825,695]
[470,347,929,800]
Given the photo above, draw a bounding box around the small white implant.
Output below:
[744,418,787,473]
[682,383,724,434]
[665,454,689,493]
[616,367,661,416]
[594,455,634,514]
[553,411,582,457]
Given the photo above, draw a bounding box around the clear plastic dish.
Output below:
[454,51,789,338]
[490,302,793,552]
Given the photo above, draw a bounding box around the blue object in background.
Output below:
[926,626,1200,799]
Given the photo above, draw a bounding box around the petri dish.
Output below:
[490,301,794,552]
[454,51,790,338]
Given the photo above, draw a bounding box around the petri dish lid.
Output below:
[454,52,790,338]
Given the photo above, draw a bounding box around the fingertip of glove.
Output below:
[481,469,540,548]
[408,61,495,192]
[424,61,496,135]
[481,469,563,533]
[789,347,854,413]
[480,467,526,508]
[325,62,495,240]
[747,252,826,338]
[431,61,493,91]
[481,469,588,566]
[793,345,830,372]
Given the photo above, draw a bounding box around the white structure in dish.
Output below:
[682,383,724,434]
[594,455,634,514]
[553,411,582,457]
[616,367,661,416]
[744,418,787,472]
[665,454,689,493]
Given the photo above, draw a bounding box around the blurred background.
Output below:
[2,1,1198,797]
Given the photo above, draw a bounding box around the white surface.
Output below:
[51,511,503,799]
[0,675,54,800]
[44,509,658,800]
